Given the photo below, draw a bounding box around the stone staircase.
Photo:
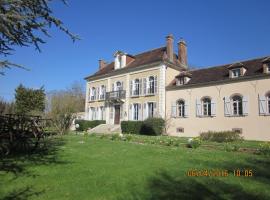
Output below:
[88,124,121,134]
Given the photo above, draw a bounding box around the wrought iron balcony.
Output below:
[106,90,126,101]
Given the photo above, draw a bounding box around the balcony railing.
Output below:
[106,90,126,101]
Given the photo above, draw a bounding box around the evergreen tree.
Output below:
[15,84,45,115]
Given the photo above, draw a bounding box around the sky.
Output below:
[1,0,270,101]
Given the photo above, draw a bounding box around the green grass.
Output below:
[0,134,269,200]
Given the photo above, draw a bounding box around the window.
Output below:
[231,68,241,78]
[100,106,104,120]
[100,85,105,100]
[202,97,211,116]
[133,103,139,120]
[177,100,185,117]
[90,107,95,120]
[90,87,96,101]
[134,79,140,96]
[177,78,185,85]
[148,76,155,94]
[116,81,122,91]
[232,95,243,115]
[148,102,154,118]
[268,63,270,73]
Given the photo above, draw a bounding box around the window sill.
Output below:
[130,95,140,98]
[197,115,216,118]
[259,114,270,116]
[144,93,156,96]
[225,115,248,117]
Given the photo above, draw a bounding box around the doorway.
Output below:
[114,105,120,124]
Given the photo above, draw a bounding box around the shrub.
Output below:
[121,118,165,136]
[258,142,270,155]
[141,118,165,136]
[224,143,240,152]
[121,121,143,134]
[200,131,243,143]
[75,120,105,131]
[187,137,201,149]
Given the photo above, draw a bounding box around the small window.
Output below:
[232,95,243,116]
[231,68,241,78]
[202,97,211,116]
[177,100,185,117]
[177,127,184,133]
[232,128,242,134]
[177,78,185,85]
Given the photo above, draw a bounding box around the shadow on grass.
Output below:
[0,136,69,199]
[0,186,45,200]
[123,171,269,200]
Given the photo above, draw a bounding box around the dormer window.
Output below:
[231,68,241,78]
[228,62,246,78]
[175,72,192,86]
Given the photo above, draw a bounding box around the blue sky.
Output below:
[1,0,270,101]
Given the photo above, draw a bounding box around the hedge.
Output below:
[74,120,105,131]
[121,117,165,136]
[199,131,243,143]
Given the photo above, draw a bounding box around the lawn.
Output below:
[0,134,269,200]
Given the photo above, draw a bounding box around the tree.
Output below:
[15,84,46,115]
[46,82,85,134]
[0,0,79,74]
[0,97,15,114]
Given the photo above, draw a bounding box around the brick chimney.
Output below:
[178,39,187,67]
[166,34,174,63]
[99,59,106,70]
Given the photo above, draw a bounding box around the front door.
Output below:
[114,105,120,124]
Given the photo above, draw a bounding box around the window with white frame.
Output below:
[202,97,212,116]
[116,81,122,91]
[90,107,95,120]
[134,79,140,96]
[133,103,139,120]
[148,102,154,118]
[232,95,243,115]
[99,85,105,100]
[177,100,185,117]
[177,77,185,85]
[148,76,155,94]
[231,68,241,78]
[90,87,96,101]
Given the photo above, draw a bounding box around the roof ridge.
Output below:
[133,46,166,57]
[190,55,269,72]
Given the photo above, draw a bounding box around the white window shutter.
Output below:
[129,104,133,120]
[139,79,142,95]
[184,103,189,117]
[224,97,231,117]
[153,102,157,117]
[97,87,100,100]
[129,81,133,96]
[211,99,216,116]
[243,96,248,116]
[143,103,147,120]
[143,78,147,95]
[112,83,114,91]
[154,76,158,94]
[196,99,202,117]
[259,95,267,115]
[121,81,124,90]
[138,104,142,121]
[171,102,176,118]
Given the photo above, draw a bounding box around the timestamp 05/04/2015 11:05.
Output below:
[186,169,253,177]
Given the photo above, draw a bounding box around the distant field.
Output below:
[0,134,269,200]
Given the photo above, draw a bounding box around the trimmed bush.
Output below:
[121,118,165,135]
[121,121,143,134]
[74,120,105,131]
[200,131,243,143]
[141,118,165,136]
[258,142,270,155]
